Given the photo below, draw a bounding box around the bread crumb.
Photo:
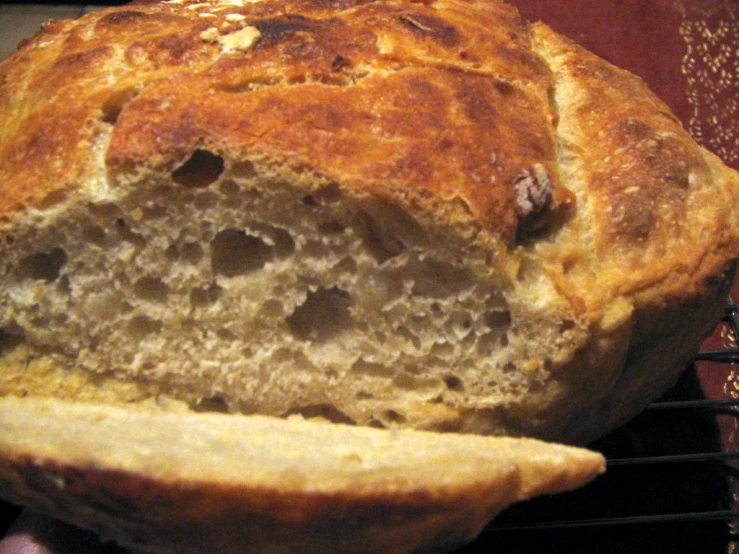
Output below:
[220,26,261,52]
[130,207,144,222]
[202,25,261,53]
[200,27,220,42]
[226,13,247,22]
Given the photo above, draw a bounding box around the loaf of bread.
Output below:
[1,0,737,444]
[0,0,735,551]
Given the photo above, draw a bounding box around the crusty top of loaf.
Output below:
[0,0,737,313]
[0,0,565,245]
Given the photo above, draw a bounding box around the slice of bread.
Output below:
[0,396,604,554]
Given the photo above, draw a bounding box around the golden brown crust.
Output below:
[1,0,735,270]
[0,0,567,244]
[530,23,739,305]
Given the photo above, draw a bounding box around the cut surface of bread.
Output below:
[0,0,737,447]
[0,396,605,554]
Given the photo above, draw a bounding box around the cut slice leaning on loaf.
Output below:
[0,396,604,554]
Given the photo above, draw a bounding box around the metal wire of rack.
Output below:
[462,296,739,553]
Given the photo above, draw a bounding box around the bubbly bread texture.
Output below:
[0,396,604,554]
[0,0,738,444]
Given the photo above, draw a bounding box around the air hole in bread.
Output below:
[260,299,284,318]
[333,256,357,274]
[180,242,204,265]
[215,77,283,95]
[396,325,421,349]
[101,86,139,125]
[410,259,468,298]
[211,228,273,277]
[56,275,71,295]
[83,225,106,245]
[0,327,24,354]
[560,319,576,332]
[485,308,512,328]
[267,226,296,258]
[36,190,70,210]
[164,244,179,261]
[313,73,356,86]
[285,404,356,425]
[114,218,147,247]
[431,341,454,358]
[380,409,407,425]
[216,327,235,340]
[351,358,395,378]
[190,283,221,308]
[448,311,474,340]
[88,335,99,353]
[302,183,341,206]
[18,247,68,282]
[287,286,352,341]
[272,347,317,373]
[141,204,168,220]
[318,220,346,235]
[52,312,69,326]
[443,374,464,391]
[368,418,386,429]
[357,211,405,263]
[192,395,230,413]
[128,315,163,340]
[392,371,441,392]
[219,180,241,197]
[192,191,219,210]
[477,331,508,355]
[172,150,225,189]
[133,277,169,303]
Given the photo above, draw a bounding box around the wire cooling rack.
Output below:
[462,295,739,554]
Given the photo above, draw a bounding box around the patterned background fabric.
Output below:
[510,0,738,171]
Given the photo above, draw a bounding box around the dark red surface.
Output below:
[512,0,691,126]
[510,0,739,172]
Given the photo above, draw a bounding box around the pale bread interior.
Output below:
[0,154,581,433]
